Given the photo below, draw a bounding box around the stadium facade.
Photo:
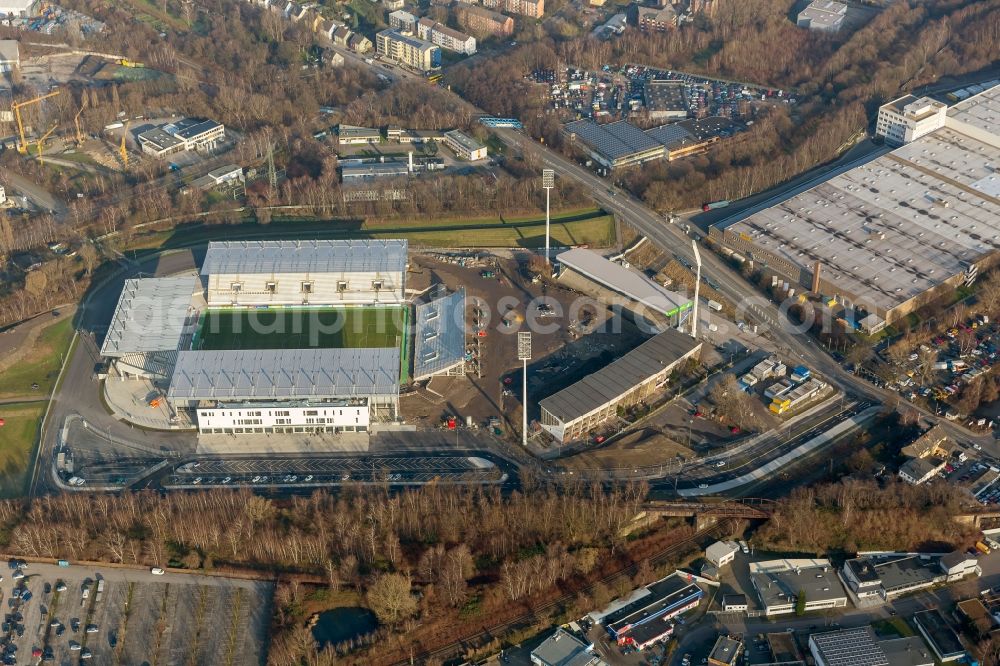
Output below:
[100,239,466,435]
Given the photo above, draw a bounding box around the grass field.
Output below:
[0,402,46,499]
[0,317,74,400]
[196,307,406,350]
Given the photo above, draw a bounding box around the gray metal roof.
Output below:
[539,328,699,423]
[809,628,888,666]
[201,239,408,275]
[100,277,198,357]
[530,629,599,666]
[563,120,664,161]
[413,288,466,380]
[557,248,690,315]
[646,123,695,148]
[167,347,400,401]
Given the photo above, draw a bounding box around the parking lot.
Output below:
[0,561,271,665]
[164,454,503,488]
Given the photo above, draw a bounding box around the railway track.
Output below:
[389,519,733,665]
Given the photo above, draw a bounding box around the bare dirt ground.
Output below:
[558,426,694,471]
[401,252,648,435]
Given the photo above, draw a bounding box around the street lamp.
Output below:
[518,332,532,447]
[542,169,555,266]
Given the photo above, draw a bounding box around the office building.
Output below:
[138,119,225,157]
[875,95,948,145]
[796,0,846,32]
[444,129,487,160]
[749,559,847,616]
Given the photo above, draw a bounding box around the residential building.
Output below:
[708,636,742,666]
[876,94,948,146]
[900,424,951,459]
[627,3,678,31]
[482,0,543,17]
[456,4,514,36]
[416,18,476,54]
[388,9,417,32]
[705,541,739,568]
[348,33,372,52]
[796,0,846,32]
[749,559,848,616]
[443,129,487,160]
[913,609,966,662]
[721,595,747,613]
[332,25,352,46]
[383,0,405,9]
[336,124,381,145]
[530,628,605,666]
[0,39,18,72]
[898,456,947,485]
[375,29,441,72]
[539,326,700,444]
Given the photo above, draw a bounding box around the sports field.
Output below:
[195,307,406,350]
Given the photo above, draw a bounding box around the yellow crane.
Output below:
[120,120,130,169]
[73,106,85,145]
[36,124,58,166]
[11,90,61,153]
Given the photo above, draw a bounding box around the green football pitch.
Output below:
[195,307,406,350]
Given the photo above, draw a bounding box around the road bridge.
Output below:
[641,498,776,529]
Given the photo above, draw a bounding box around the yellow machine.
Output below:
[36,124,58,165]
[120,120,130,169]
[11,90,60,153]
[118,59,145,68]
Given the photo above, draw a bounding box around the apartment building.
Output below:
[481,0,543,18]
[457,5,515,36]
[375,29,441,72]
[388,9,417,32]
[416,17,477,54]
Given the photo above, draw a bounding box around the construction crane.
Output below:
[36,124,58,166]
[120,120,130,169]
[73,106,85,145]
[12,90,61,153]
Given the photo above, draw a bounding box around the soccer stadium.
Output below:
[101,239,467,435]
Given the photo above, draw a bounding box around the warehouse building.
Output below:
[336,124,381,145]
[444,129,487,160]
[416,17,476,54]
[749,559,847,616]
[563,119,665,168]
[539,327,701,444]
[530,629,604,666]
[593,573,703,649]
[201,239,407,307]
[796,0,846,32]
[375,29,441,72]
[168,347,400,433]
[711,84,1000,329]
[644,80,688,120]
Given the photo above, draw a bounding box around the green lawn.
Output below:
[195,307,406,350]
[0,317,74,400]
[0,402,46,499]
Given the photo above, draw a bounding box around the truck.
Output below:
[707,299,723,312]
[702,200,730,212]
[976,541,991,555]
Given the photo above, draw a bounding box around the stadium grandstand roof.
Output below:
[413,288,466,381]
[167,348,400,401]
[539,328,699,423]
[557,248,690,316]
[200,239,408,276]
[100,276,198,357]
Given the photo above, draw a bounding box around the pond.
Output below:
[311,607,378,648]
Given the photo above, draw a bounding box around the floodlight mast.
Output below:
[542,169,555,266]
[691,239,701,338]
[517,332,532,446]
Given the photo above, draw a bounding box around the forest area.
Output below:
[448,0,1000,212]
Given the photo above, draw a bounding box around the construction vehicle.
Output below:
[976,541,991,555]
[11,90,60,153]
[119,120,130,169]
[36,124,58,165]
[118,59,145,68]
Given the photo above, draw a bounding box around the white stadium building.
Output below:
[97,238,458,435]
